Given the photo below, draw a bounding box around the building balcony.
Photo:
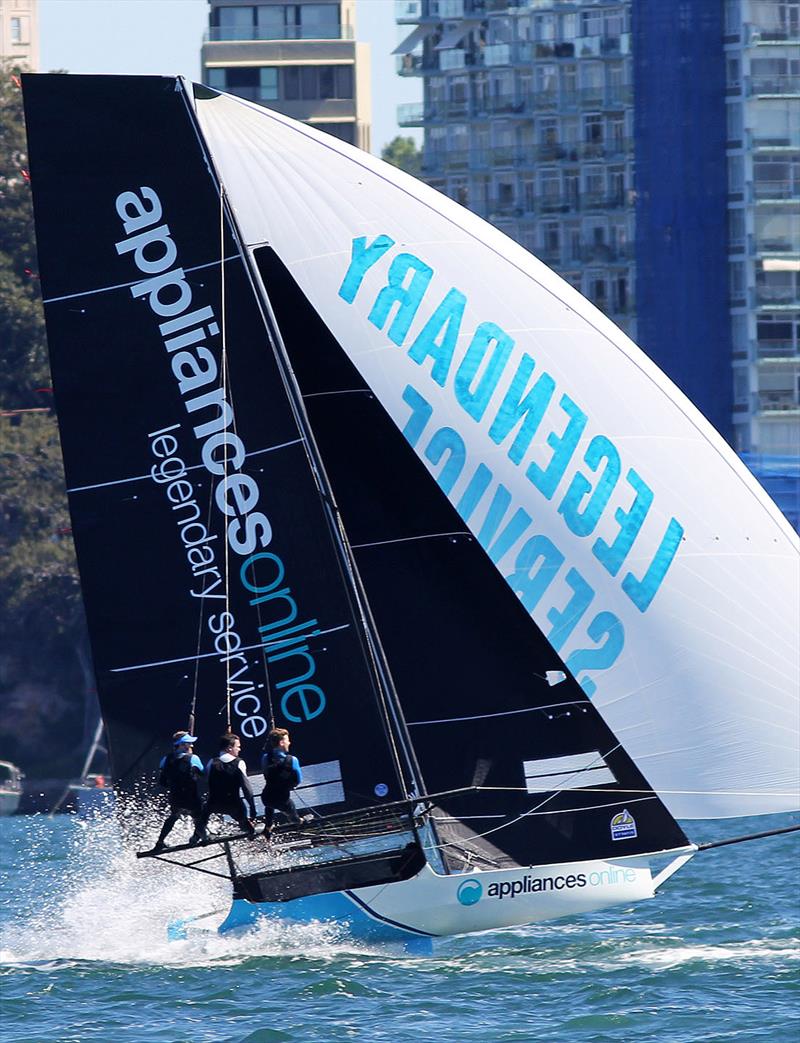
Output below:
[753,180,800,202]
[758,390,800,412]
[758,339,799,359]
[749,75,800,96]
[397,102,425,126]
[755,237,800,255]
[395,0,425,24]
[205,26,353,42]
[755,286,800,307]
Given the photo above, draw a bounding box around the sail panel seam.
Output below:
[108,624,351,673]
[42,256,241,304]
[352,531,471,550]
[65,439,305,494]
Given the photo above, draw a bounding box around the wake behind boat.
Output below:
[21,74,799,945]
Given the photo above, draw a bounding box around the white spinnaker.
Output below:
[194,89,799,820]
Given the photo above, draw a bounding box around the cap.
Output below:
[174,734,198,746]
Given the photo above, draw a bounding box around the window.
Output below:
[584,167,605,201]
[283,65,353,101]
[217,5,255,40]
[301,4,340,39]
[540,169,561,202]
[581,11,602,36]
[10,16,21,42]
[542,221,560,255]
[260,68,278,100]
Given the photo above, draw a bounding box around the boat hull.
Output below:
[218,856,658,941]
[0,789,21,817]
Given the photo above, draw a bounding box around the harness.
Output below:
[160,752,199,807]
[263,750,297,805]
[208,755,244,806]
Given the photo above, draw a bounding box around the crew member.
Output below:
[261,727,303,837]
[153,731,205,852]
[196,732,257,838]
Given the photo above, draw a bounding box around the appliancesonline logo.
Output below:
[457,879,483,906]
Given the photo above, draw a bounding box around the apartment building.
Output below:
[0,0,38,68]
[396,0,799,525]
[201,0,371,150]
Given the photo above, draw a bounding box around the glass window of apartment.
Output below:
[757,315,797,355]
[604,10,626,37]
[10,16,22,42]
[752,101,796,147]
[608,115,625,152]
[581,11,602,36]
[566,223,581,260]
[217,5,255,40]
[207,68,227,89]
[727,57,741,88]
[488,16,512,44]
[608,167,625,204]
[584,113,603,147]
[728,153,744,193]
[535,65,557,95]
[561,13,578,41]
[496,178,515,207]
[301,4,340,39]
[540,168,561,203]
[588,273,607,306]
[728,208,745,249]
[334,65,353,98]
[613,275,628,313]
[541,221,560,255]
[561,64,577,101]
[580,63,604,98]
[564,169,580,206]
[522,178,535,212]
[584,166,604,201]
[301,66,317,98]
[756,211,800,252]
[259,68,278,100]
[726,102,743,143]
[729,261,746,301]
[257,4,285,38]
[226,67,259,90]
[539,117,558,145]
[534,14,555,43]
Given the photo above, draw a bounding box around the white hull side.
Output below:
[220,855,668,941]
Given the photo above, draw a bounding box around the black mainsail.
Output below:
[24,74,690,891]
[22,74,416,819]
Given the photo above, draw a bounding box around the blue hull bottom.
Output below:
[218,892,434,952]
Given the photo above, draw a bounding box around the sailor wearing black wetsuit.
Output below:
[153,731,206,852]
[197,732,257,837]
[261,727,303,836]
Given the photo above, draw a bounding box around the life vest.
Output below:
[262,750,297,805]
[160,752,199,806]
[208,756,244,806]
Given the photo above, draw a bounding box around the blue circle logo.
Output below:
[374,783,388,797]
[457,879,483,906]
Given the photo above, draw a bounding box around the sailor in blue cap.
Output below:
[152,730,206,852]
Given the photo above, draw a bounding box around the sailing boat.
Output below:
[22,74,799,945]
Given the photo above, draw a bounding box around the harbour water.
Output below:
[1,812,797,1043]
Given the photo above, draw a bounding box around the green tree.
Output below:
[0,62,49,406]
[0,62,90,777]
[381,135,422,178]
